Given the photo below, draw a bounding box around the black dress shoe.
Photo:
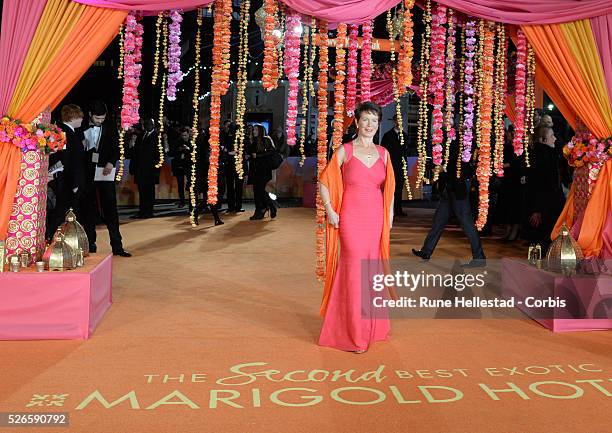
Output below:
[89,244,97,253]
[412,248,431,260]
[113,250,132,257]
[214,219,224,226]
[460,259,487,268]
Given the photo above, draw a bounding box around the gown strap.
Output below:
[376,145,386,164]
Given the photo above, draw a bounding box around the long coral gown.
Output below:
[318,143,390,351]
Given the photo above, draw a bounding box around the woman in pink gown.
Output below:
[318,102,396,353]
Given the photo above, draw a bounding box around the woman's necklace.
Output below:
[355,138,375,160]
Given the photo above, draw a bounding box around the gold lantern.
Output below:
[43,231,76,271]
[546,223,584,275]
[59,208,89,257]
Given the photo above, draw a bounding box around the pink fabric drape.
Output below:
[280,0,401,24]
[431,0,612,24]
[72,0,213,14]
[590,13,612,109]
[0,0,48,115]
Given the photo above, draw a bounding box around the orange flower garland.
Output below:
[492,23,506,177]
[397,0,415,93]
[315,20,329,282]
[263,0,279,91]
[475,22,495,231]
[332,23,347,151]
[208,0,232,205]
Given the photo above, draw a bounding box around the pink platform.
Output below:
[502,258,612,332]
[0,254,113,340]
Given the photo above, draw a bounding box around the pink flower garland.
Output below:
[461,19,476,162]
[428,4,447,166]
[345,24,359,115]
[360,21,373,102]
[120,12,143,129]
[284,11,301,147]
[166,10,183,101]
[512,29,528,156]
[443,9,456,161]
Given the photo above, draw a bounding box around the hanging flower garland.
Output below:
[512,29,528,156]
[428,4,447,169]
[118,12,143,180]
[308,18,317,100]
[263,0,279,91]
[397,0,415,94]
[475,22,495,231]
[332,23,347,151]
[523,45,536,167]
[189,12,203,227]
[208,0,232,205]
[277,5,286,80]
[152,12,163,86]
[117,24,125,79]
[387,9,412,199]
[416,0,432,185]
[443,8,456,167]
[345,24,359,116]
[456,24,466,177]
[360,21,373,102]
[233,0,250,180]
[474,19,485,156]
[461,19,476,163]
[492,23,507,177]
[284,10,301,147]
[166,10,183,101]
[315,20,329,282]
[298,23,311,165]
[155,19,169,170]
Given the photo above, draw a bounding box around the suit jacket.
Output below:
[59,123,87,192]
[81,120,120,183]
[381,128,416,177]
[131,130,161,185]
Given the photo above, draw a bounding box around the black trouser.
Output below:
[137,183,155,216]
[79,181,124,253]
[47,175,69,240]
[175,174,186,204]
[394,174,405,213]
[253,175,273,212]
[190,182,221,222]
[421,189,486,260]
[225,163,244,211]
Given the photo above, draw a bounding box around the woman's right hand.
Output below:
[327,208,340,228]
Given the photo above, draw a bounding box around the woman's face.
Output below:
[355,111,379,139]
[180,131,190,141]
[253,127,260,137]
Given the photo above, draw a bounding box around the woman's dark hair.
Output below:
[354,101,382,121]
[253,124,273,153]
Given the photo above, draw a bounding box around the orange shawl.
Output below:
[318,148,396,317]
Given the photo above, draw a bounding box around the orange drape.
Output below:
[553,160,612,258]
[14,6,126,122]
[504,94,516,123]
[534,60,578,129]
[318,146,395,316]
[522,24,612,138]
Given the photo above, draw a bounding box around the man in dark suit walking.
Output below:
[81,101,131,257]
[381,114,413,216]
[130,117,160,219]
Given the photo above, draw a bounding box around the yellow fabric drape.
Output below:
[7,0,85,117]
[15,6,126,122]
[522,24,612,139]
[561,19,612,134]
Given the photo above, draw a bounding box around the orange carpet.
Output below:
[1,208,611,433]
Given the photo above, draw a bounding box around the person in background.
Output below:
[47,104,84,239]
[222,123,245,213]
[80,101,130,257]
[381,113,409,217]
[526,126,565,253]
[412,140,486,267]
[169,126,191,208]
[247,124,278,220]
[496,125,522,242]
[271,126,289,159]
[130,117,160,219]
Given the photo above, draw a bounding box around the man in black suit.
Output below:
[49,104,85,238]
[222,123,245,213]
[130,117,160,219]
[412,141,486,267]
[381,114,413,216]
[80,101,131,257]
